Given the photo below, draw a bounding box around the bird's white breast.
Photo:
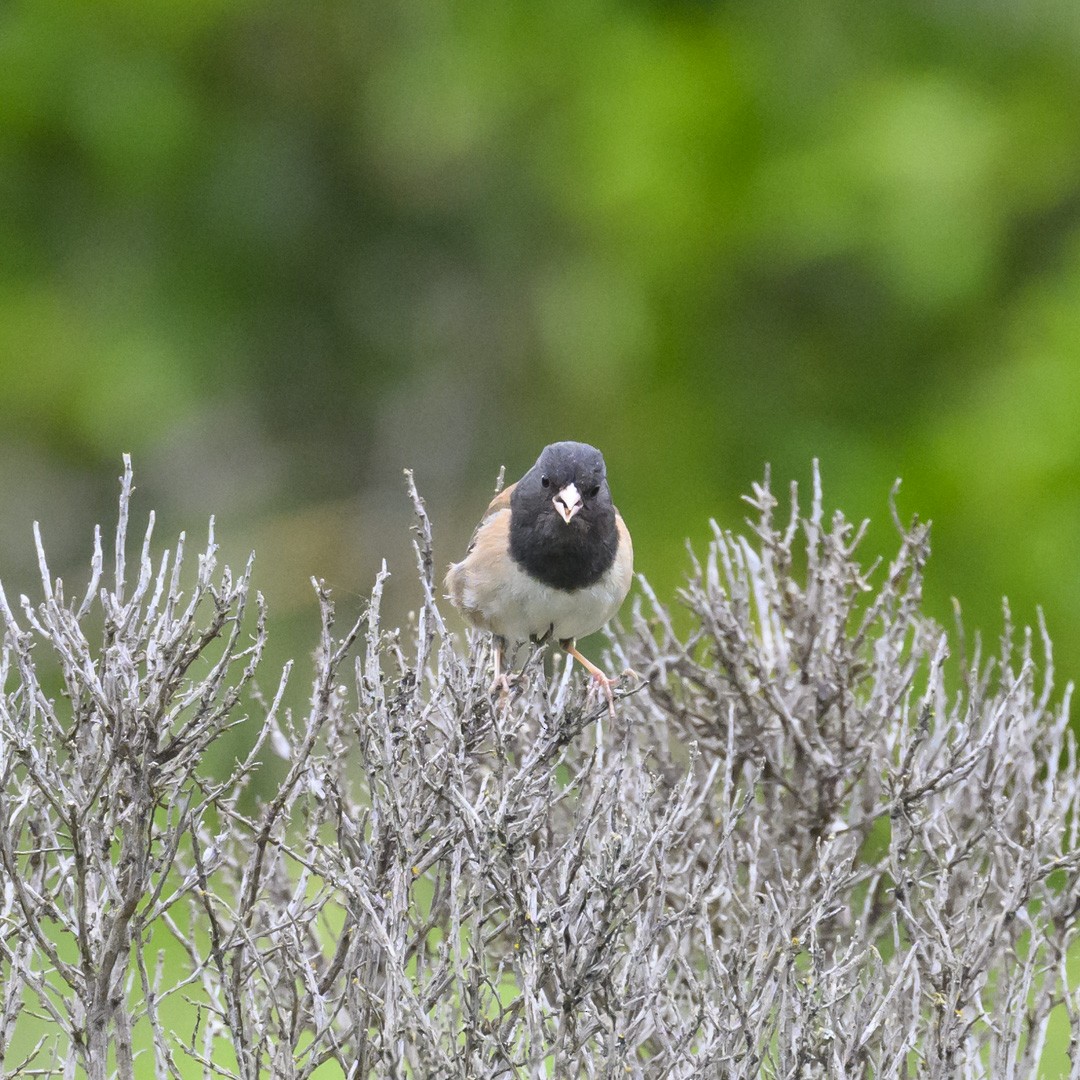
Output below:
[450,509,632,643]
[471,559,624,641]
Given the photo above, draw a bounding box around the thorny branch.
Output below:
[1,457,1079,1078]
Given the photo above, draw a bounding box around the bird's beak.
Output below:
[553,483,583,524]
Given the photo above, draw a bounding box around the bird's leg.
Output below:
[560,639,617,717]
[489,636,511,699]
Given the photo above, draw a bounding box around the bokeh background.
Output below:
[4,0,1080,703]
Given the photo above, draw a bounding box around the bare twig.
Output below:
[0,461,1077,1078]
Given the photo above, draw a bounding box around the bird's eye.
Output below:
[541,475,550,488]
[588,484,600,498]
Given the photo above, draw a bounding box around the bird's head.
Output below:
[524,441,611,527]
[508,441,620,590]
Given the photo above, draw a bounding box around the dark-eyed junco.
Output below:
[445,441,633,712]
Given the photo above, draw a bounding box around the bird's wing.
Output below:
[484,482,515,518]
[464,482,515,557]
[444,499,513,630]
[444,482,516,612]
[612,509,635,602]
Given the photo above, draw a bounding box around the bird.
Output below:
[445,441,633,713]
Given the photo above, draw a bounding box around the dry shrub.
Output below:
[2,459,1079,1078]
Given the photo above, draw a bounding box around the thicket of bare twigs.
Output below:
[2,458,1080,1079]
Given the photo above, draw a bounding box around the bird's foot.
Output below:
[485,637,514,706]
[488,672,514,701]
[561,639,622,717]
[587,669,618,718]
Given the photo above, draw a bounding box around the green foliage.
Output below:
[3,0,1080,685]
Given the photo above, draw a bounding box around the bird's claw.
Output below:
[488,673,514,701]
[588,668,649,716]
[587,670,618,718]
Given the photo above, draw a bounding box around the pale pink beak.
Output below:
[553,482,583,524]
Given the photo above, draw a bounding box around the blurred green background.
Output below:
[4,0,1080,696]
